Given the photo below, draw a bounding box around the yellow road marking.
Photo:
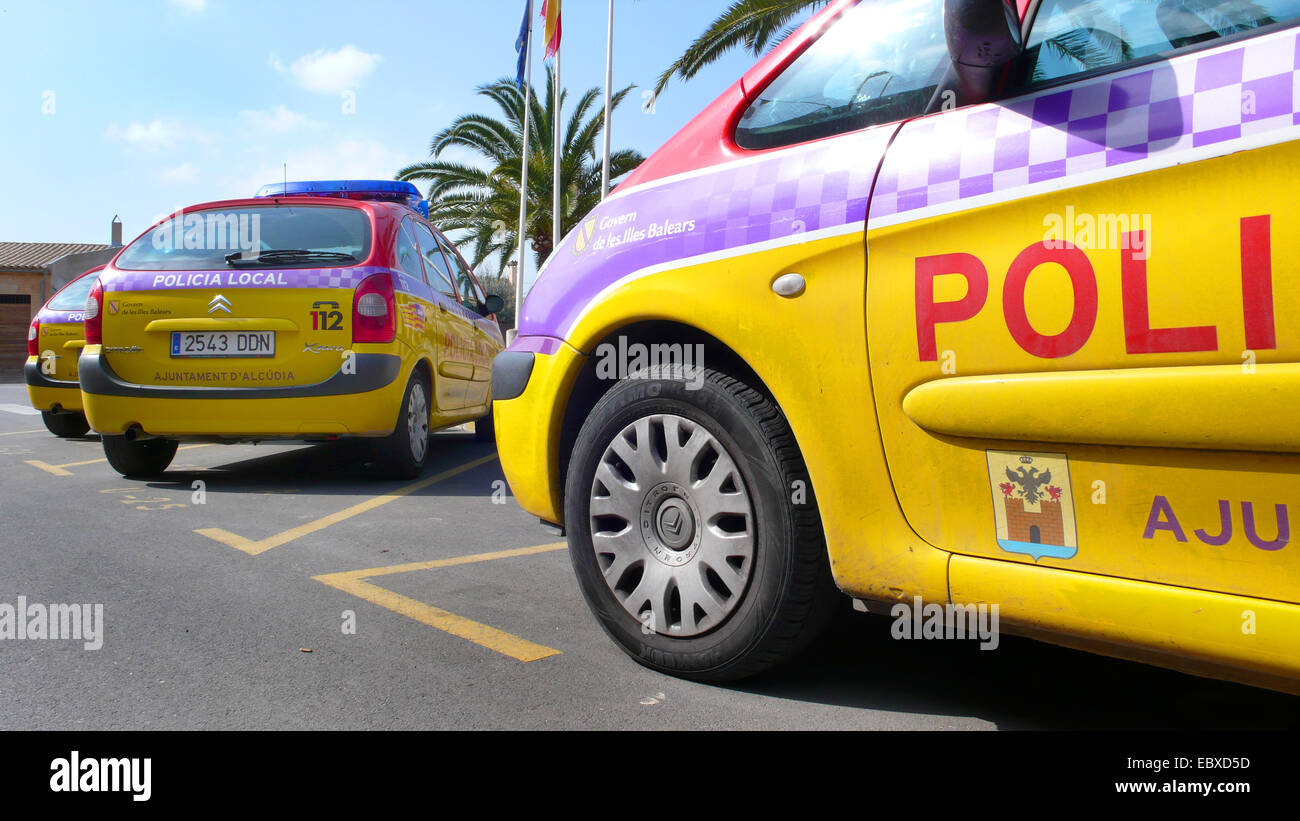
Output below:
[24,461,74,477]
[196,454,497,556]
[25,444,212,476]
[0,429,44,436]
[25,460,89,476]
[313,543,567,662]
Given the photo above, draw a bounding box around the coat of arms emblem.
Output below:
[986,450,1078,561]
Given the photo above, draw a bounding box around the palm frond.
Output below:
[654,0,829,97]
[395,63,644,271]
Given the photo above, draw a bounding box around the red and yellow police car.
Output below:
[80,180,504,478]
[493,0,1300,690]
[25,264,104,437]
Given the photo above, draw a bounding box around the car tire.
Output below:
[564,364,837,682]
[473,404,496,443]
[374,369,431,479]
[41,410,90,438]
[102,435,179,478]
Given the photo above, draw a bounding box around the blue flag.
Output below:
[515,0,531,88]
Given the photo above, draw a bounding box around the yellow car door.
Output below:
[391,215,444,408]
[435,234,499,410]
[867,3,1300,609]
[411,220,471,411]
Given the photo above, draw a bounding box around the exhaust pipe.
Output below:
[123,424,158,442]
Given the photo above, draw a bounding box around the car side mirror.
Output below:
[944,0,1023,101]
[479,294,505,316]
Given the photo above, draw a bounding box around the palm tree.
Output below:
[396,65,644,272]
[654,0,830,98]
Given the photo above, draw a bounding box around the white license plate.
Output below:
[170,331,275,358]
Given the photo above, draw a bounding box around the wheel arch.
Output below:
[557,319,825,533]
[395,354,433,433]
[409,354,433,388]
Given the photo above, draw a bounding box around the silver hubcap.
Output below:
[589,413,754,637]
[407,382,429,462]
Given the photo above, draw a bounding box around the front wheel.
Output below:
[564,365,836,682]
[41,410,90,438]
[102,435,179,478]
[374,370,431,479]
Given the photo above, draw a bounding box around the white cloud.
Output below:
[157,162,200,183]
[237,105,320,134]
[228,138,408,199]
[167,0,207,11]
[105,119,212,151]
[272,45,381,94]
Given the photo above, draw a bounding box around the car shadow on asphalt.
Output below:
[144,432,500,497]
[130,428,1298,727]
[731,609,1299,730]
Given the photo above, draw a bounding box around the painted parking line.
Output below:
[0,429,44,436]
[0,404,40,416]
[25,444,213,477]
[313,542,568,662]
[196,453,497,556]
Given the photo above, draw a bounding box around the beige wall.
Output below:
[0,270,45,318]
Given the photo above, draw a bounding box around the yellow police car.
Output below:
[81,180,503,478]
[493,0,1300,689]
[25,264,103,437]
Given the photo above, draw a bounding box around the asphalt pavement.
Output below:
[0,382,1295,730]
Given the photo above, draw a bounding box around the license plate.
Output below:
[170,331,275,358]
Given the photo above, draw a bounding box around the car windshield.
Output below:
[47,272,98,311]
[114,204,371,271]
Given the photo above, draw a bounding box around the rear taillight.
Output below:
[353,273,396,343]
[27,318,39,357]
[84,279,104,345]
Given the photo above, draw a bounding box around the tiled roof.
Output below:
[0,242,112,272]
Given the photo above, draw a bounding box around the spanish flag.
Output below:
[540,0,561,60]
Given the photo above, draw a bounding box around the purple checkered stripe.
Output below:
[657,137,879,251]
[38,309,84,323]
[104,265,388,292]
[871,28,1300,222]
[518,129,892,338]
[579,132,884,258]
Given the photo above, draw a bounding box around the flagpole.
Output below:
[601,0,613,200]
[513,0,533,342]
[552,37,562,253]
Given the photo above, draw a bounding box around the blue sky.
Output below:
[0,0,779,283]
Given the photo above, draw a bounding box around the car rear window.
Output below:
[1012,0,1300,89]
[114,205,371,271]
[47,272,98,311]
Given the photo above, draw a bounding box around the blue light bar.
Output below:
[254,179,427,215]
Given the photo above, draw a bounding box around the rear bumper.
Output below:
[79,350,401,400]
[492,338,585,525]
[79,349,407,437]
[24,359,82,413]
